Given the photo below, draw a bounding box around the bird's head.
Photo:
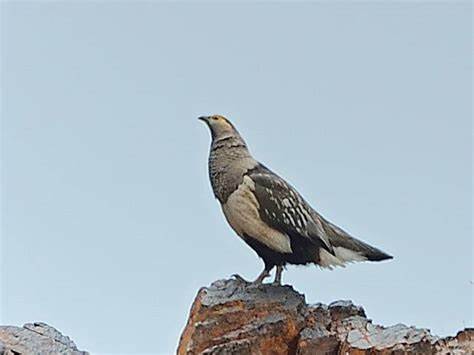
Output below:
[198,115,241,141]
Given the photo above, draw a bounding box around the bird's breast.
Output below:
[208,147,257,203]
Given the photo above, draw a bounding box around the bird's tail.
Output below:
[317,214,393,266]
[335,235,393,262]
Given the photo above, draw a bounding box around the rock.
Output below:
[178,278,473,354]
[0,322,88,355]
[178,279,305,355]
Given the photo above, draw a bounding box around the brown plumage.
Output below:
[199,115,392,285]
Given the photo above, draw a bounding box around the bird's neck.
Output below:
[208,138,257,203]
[210,136,253,167]
[212,134,247,148]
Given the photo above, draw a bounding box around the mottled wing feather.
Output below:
[248,168,333,253]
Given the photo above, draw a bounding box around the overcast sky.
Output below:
[1,1,472,354]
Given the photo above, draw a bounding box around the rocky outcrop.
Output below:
[178,278,473,354]
[0,322,88,355]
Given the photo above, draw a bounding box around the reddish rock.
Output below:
[178,279,305,355]
[178,278,473,355]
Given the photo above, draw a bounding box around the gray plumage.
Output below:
[199,115,392,285]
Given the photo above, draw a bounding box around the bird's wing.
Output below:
[248,167,333,253]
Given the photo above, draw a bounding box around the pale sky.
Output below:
[1,1,472,354]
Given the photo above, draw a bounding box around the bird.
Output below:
[198,114,392,285]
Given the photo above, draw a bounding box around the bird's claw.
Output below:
[231,274,250,283]
[231,274,265,288]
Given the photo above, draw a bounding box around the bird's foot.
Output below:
[231,274,250,284]
[231,271,270,287]
[231,274,260,288]
[249,269,271,286]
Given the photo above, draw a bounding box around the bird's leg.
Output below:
[251,267,271,285]
[232,267,272,285]
[272,265,283,285]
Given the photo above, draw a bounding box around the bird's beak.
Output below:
[198,116,210,123]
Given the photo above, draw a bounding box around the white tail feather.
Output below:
[334,246,368,262]
[319,247,368,269]
[319,249,345,269]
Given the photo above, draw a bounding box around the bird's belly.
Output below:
[222,176,292,254]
